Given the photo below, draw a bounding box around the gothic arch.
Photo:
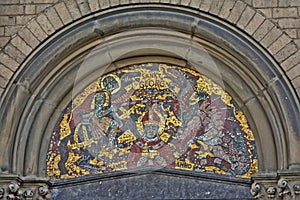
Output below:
[0,2,299,199]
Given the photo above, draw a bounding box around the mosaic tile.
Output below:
[46,63,258,180]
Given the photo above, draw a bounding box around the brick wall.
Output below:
[0,0,299,98]
[0,0,59,47]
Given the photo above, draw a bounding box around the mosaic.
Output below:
[46,63,258,180]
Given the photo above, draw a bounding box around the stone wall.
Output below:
[0,0,299,100]
[0,1,300,199]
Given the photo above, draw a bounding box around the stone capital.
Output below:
[0,175,50,200]
[251,172,300,199]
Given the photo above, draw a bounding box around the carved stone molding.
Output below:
[251,173,300,199]
[0,176,50,200]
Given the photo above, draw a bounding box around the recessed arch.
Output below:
[0,4,299,199]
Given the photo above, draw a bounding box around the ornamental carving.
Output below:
[0,181,49,200]
[46,63,258,180]
[251,179,300,199]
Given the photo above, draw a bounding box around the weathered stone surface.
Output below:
[51,173,253,199]
[189,0,201,9]
[275,42,298,62]
[10,36,32,56]
[253,0,277,8]
[25,4,36,15]
[268,34,291,55]
[87,0,100,12]
[273,7,298,18]
[244,13,265,35]
[20,0,58,3]
[253,20,274,41]
[292,75,300,88]
[99,0,110,9]
[257,8,272,18]
[227,1,247,24]
[260,26,282,48]
[279,0,300,7]
[251,175,300,200]
[200,0,212,12]
[0,76,9,88]
[36,14,55,35]
[237,6,256,29]
[76,0,91,16]
[0,16,16,26]
[64,0,82,20]
[54,2,73,25]
[0,0,19,4]
[0,0,299,101]
[282,50,300,71]
[18,27,40,49]
[44,6,63,30]
[218,0,235,19]
[0,64,13,79]
[180,0,190,6]
[279,18,300,29]
[0,178,50,200]
[27,19,48,41]
[0,2,299,200]
[4,43,26,64]
[110,0,119,7]
[0,5,24,15]
[4,25,22,36]
[16,15,34,25]
[209,0,224,15]
[0,52,19,71]
[287,63,300,79]
[0,37,10,48]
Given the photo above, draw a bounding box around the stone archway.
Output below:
[0,4,299,199]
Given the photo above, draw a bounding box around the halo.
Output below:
[99,74,121,94]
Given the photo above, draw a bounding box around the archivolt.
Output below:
[0,5,299,181]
